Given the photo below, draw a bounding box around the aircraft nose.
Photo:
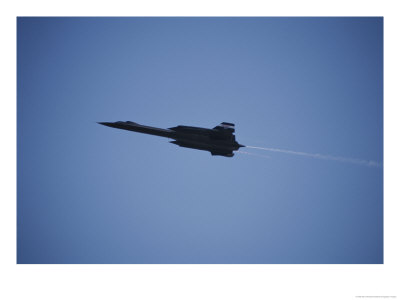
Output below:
[97,122,115,128]
[238,144,246,148]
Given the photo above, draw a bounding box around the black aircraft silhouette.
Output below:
[98,121,245,157]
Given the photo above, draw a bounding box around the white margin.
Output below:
[1,1,398,299]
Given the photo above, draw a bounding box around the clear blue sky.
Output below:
[17,17,383,263]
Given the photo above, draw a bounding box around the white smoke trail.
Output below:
[237,150,270,159]
[246,146,382,168]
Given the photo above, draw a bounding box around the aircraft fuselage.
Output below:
[98,121,245,157]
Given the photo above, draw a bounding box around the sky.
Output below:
[17,17,383,264]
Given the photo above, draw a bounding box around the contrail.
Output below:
[245,146,382,168]
[237,150,270,159]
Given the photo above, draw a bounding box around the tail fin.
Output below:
[213,122,235,132]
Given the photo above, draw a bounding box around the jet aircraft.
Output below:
[98,121,245,157]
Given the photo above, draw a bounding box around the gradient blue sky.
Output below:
[17,17,383,263]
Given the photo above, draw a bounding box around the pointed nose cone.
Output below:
[98,122,112,126]
[239,144,246,148]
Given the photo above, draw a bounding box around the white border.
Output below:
[1,1,399,299]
